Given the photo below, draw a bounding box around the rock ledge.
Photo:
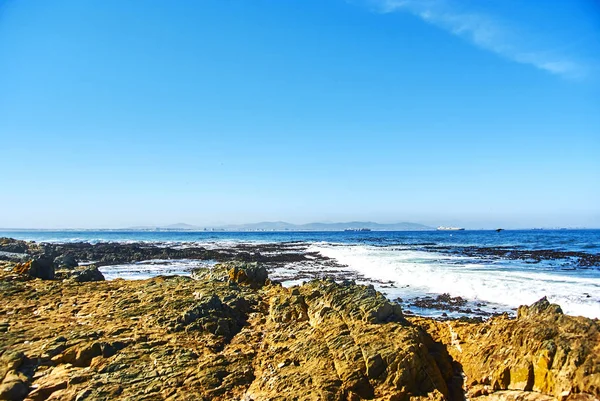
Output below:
[0,259,598,401]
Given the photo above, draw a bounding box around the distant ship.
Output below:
[344,228,372,232]
[436,226,465,231]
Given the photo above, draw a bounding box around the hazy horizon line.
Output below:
[1,222,598,231]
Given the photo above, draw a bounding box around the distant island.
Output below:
[124,221,434,232]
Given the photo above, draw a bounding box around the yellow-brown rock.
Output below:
[0,262,598,401]
[411,297,600,401]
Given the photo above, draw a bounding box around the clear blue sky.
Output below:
[1,0,599,229]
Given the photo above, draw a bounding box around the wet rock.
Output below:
[0,252,29,263]
[14,257,55,280]
[53,254,78,269]
[411,293,471,314]
[430,245,600,268]
[0,238,29,254]
[68,265,105,283]
[29,257,54,280]
[517,296,563,318]
[35,240,323,269]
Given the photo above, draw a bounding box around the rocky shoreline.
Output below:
[0,237,575,319]
[0,238,389,303]
[0,238,599,400]
[0,238,325,268]
[421,245,600,269]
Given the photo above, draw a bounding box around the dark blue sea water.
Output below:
[2,229,599,318]
[1,229,599,253]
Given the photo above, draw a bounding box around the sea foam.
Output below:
[308,243,600,319]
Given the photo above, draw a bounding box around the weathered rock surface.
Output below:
[0,260,598,401]
[53,254,78,270]
[6,260,104,284]
[0,238,324,267]
[411,297,600,401]
[12,258,55,281]
[0,239,30,255]
[64,265,105,283]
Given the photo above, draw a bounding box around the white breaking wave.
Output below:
[99,259,215,281]
[308,243,600,319]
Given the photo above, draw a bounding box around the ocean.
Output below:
[2,229,599,319]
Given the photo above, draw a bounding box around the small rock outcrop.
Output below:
[192,261,269,288]
[13,257,55,280]
[0,238,29,254]
[53,254,78,269]
[10,258,104,283]
[67,265,105,283]
[0,352,28,401]
[227,262,269,288]
[246,280,451,400]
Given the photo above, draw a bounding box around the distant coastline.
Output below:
[1,225,598,232]
[1,221,435,232]
[0,227,600,233]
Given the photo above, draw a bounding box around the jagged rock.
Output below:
[242,280,451,400]
[471,390,557,401]
[193,262,269,289]
[28,240,320,270]
[0,351,28,401]
[304,279,404,323]
[0,351,25,375]
[14,257,55,280]
[68,265,104,283]
[0,238,29,254]
[227,262,268,288]
[0,379,28,400]
[25,364,71,401]
[53,254,78,269]
[175,293,251,340]
[517,296,563,318]
[411,297,600,401]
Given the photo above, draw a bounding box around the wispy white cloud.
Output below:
[364,0,587,79]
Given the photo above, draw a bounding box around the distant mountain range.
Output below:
[125,221,433,231]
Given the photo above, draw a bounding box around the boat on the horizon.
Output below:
[436,226,465,231]
[344,228,372,232]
